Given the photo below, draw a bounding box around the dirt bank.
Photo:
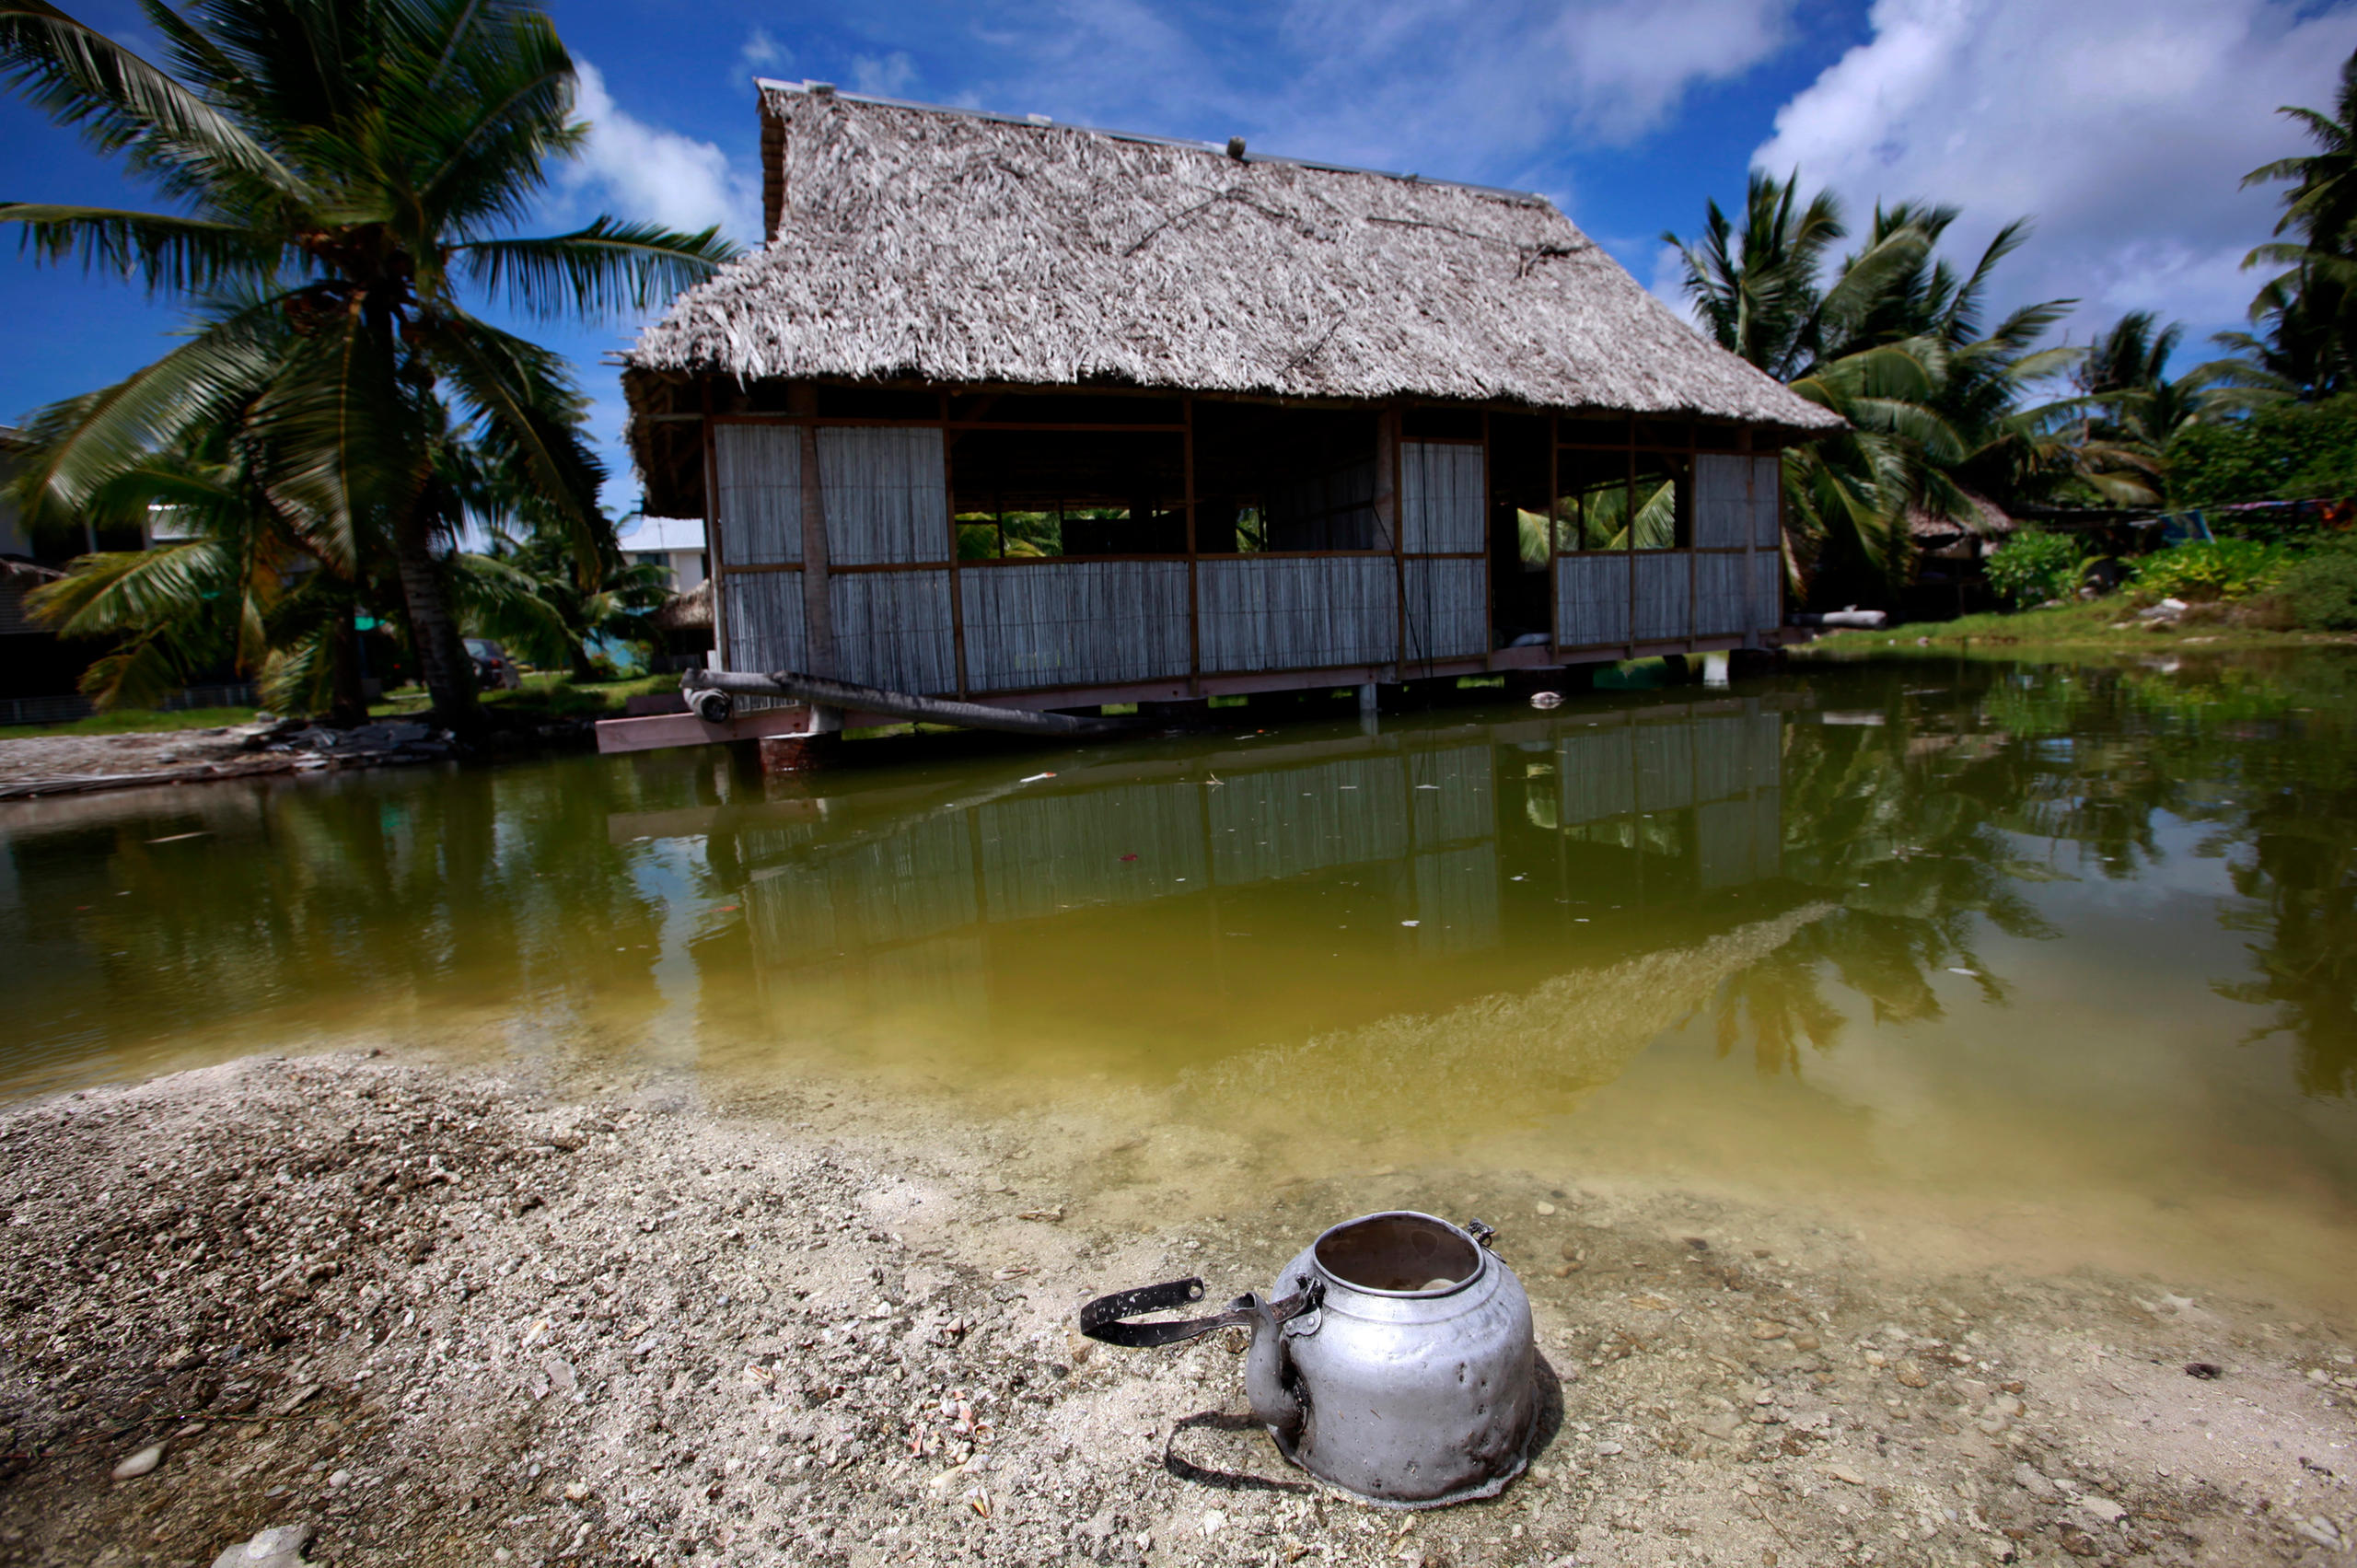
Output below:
[2,1051,2352,1568]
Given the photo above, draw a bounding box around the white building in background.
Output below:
[621,517,707,590]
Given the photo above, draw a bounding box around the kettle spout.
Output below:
[1237,1294,1304,1439]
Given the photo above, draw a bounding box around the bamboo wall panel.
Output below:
[1749,551,1782,631]
[1411,846,1501,955]
[1558,726,1636,824]
[818,426,949,565]
[1399,442,1485,554]
[1208,756,1410,885]
[722,567,808,673]
[1692,454,1754,549]
[1634,718,1695,812]
[829,569,957,692]
[1409,744,1494,846]
[961,560,1190,690]
[1554,554,1631,646]
[1633,553,1691,643]
[1750,456,1782,547]
[714,425,803,565]
[1694,552,1748,637]
[976,783,1207,923]
[1401,557,1489,663]
[1198,556,1396,672]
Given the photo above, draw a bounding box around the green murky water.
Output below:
[5,655,2356,1310]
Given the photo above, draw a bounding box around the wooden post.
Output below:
[701,378,725,674]
[788,382,837,672]
[1183,395,1200,694]
[788,382,841,733]
[1378,406,1402,684]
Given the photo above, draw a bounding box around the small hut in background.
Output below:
[622,82,1839,727]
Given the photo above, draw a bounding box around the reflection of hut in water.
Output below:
[1182,902,1834,1146]
[621,83,1836,749]
[702,695,1795,1036]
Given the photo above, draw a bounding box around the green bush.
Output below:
[2165,395,2357,513]
[1985,529,2095,609]
[2279,535,2357,630]
[2127,539,2293,601]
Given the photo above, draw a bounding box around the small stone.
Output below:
[563,1481,591,1502]
[1826,1466,1865,1486]
[1201,1510,1227,1537]
[1535,1202,1557,1216]
[1790,1332,1820,1352]
[2077,1496,2126,1526]
[326,1469,350,1489]
[209,1524,315,1568]
[110,1443,164,1480]
[1631,1293,1672,1311]
[2012,1463,2057,1499]
[1749,1320,1787,1341]
[1893,1362,1931,1388]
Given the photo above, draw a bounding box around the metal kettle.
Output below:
[1082,1211,1538,1507]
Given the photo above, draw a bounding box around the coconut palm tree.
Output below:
[459,530,672,682]
[2227,47,2357,400]
[1666,176,2075,603]
[0,0,736,728]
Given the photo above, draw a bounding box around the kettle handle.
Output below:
[1465,1218,1498,1249]
[1078,1275,1322,1349]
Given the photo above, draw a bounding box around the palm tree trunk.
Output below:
[327,617,369,728]
[393,522,482,732]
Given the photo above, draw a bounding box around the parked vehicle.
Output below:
[464,638,523,691]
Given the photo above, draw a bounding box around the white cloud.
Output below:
[970,0,1798,183]
[1753,0,2357,344]
[739,28,788,75]
[561,61,761,243]
[849,51,919,99]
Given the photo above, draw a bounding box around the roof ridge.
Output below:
[753,77,1551,205]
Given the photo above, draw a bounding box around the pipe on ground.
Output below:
[681,669,1141,739]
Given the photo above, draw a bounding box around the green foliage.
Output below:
[1665,173,2087,606]
[2278,534,2357,629]
[0,0,736,726]
[1984,529,2095,609]
[2127,539,2293,601]
[2165,394,2357,507]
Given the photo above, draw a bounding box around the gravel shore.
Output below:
[2,1051,2352,1567]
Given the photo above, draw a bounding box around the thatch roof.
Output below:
[652,577,711,633]
[1906,491,2013,540]
[627,83,1840,433]
[0,556,64,586]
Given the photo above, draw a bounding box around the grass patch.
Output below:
[1796,597,2356,656]
[373,670,672,720]
[0,705,261,741]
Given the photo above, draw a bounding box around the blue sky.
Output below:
[6,0,2356,524]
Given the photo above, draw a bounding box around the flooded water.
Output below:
[5,654,2356,1314]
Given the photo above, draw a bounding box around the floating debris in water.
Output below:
[1018,772,1056,784]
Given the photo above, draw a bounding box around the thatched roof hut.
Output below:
[629,83,1837,431]
[609,85,1834,752]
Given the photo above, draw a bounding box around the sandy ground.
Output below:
[0,729,297,794]
[2,1051,2353,1568]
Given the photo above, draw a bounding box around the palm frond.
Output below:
[454,217,738,318]
[0,0,301,203]
[0,202,286,292]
